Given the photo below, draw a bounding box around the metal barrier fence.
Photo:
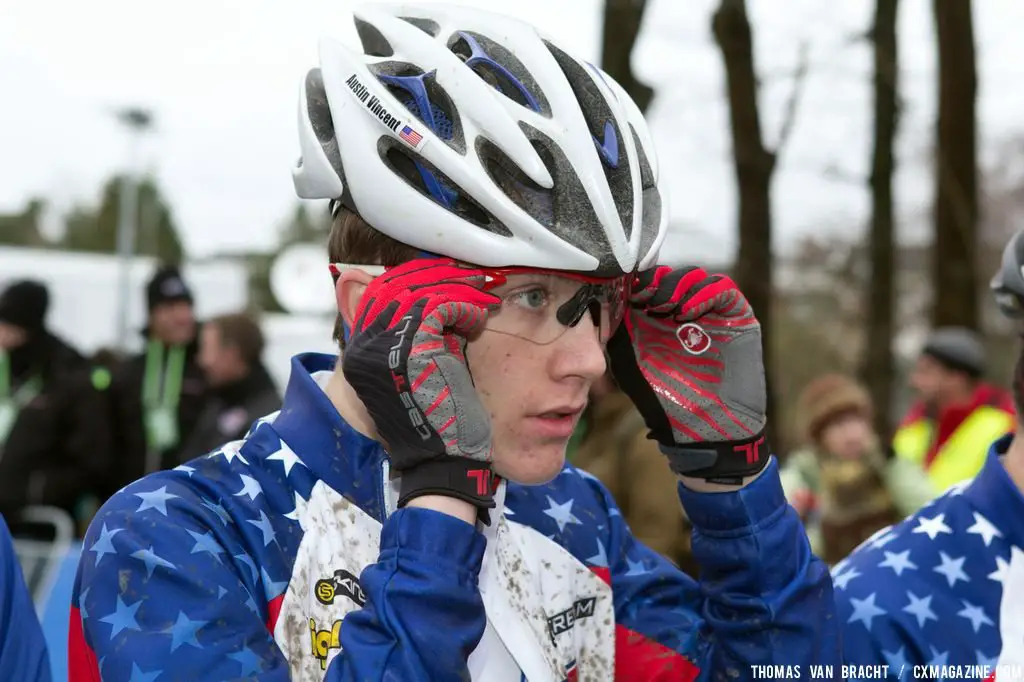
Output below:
[11,506,83,682]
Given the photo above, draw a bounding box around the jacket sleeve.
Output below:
[327,508,488,681]
[70,473,489,682]
[69,475,294,682]
[588,456,841,681]
[0,515,51,682]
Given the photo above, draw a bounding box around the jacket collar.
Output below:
[272,353,391,523]
[270,352,505,538]
[963,434,1024,549]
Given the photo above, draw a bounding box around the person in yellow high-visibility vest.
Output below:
[893,326,1016,493]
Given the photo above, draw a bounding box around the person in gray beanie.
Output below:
[893,326,1016,493]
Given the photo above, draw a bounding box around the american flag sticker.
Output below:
[399,125,423,147]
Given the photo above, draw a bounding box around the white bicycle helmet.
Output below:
[292,2,666,277]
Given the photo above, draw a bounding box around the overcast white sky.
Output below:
[2,0,1024,265]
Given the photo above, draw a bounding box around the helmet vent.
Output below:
[378,138,512,237]
[448,31,550,116]
[542,41,634,239]
[399,17,441,37]
[515,123,621,276]
[368,63,467,154]
[630,125,655,190]
[479,137,554,228]
[303,68,346,184]
[354,19,393,58]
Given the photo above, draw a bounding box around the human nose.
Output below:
[551,315,607,381]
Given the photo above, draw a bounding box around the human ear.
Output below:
[335,268,374,330]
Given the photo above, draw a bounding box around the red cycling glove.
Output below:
[341,258,502,516]
[607,266,769,484]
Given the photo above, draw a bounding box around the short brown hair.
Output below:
[328,207,420,347]
[208,313,265,367]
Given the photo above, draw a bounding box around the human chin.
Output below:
[492,438,568,485]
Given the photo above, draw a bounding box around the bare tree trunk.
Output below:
[864,0,900,441]
[712,0,778,442]
[932,0,979,329]
[600,0,654,112]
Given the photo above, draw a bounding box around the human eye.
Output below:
[505,286,550,312]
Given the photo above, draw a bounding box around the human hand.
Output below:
[607,266,769,485]
[342,258,503,515]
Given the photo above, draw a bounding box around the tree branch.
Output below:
[773,41,811,157]
[601,0,654,112]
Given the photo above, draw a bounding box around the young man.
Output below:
[69,5,838,680]
[834,228,1024,670]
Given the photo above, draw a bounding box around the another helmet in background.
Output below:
[991,229,1024,319]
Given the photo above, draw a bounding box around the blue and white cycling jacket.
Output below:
[70,353,839,681]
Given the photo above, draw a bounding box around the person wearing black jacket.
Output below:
[179,312,280,461]
[0,280,111,530]
[104,265,207,499]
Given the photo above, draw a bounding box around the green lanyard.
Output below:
[0,350,43,446]
[142,341,186,410]
[0,350,43,407]
[141,341,186,456]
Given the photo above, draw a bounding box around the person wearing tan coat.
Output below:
[780,374,935,565]
[569,374,699,579]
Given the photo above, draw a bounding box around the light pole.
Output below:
[112,107,154,352]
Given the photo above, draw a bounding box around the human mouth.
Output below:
[525,405,585,439]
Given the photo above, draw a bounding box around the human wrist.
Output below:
[396,457,496,524]
[660,431,771,486]
[678,465,767,492]
[677,458,786,532]
[404,495,478,525]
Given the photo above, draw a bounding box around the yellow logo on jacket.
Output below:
[310,618,342,670]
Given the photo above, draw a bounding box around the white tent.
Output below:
[0,246,249,354]
[0,246,337,390]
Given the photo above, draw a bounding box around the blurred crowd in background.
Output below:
[0,268,281,540]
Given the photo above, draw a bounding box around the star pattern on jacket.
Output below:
[833,439,1024,670]
[72,429,309,680]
